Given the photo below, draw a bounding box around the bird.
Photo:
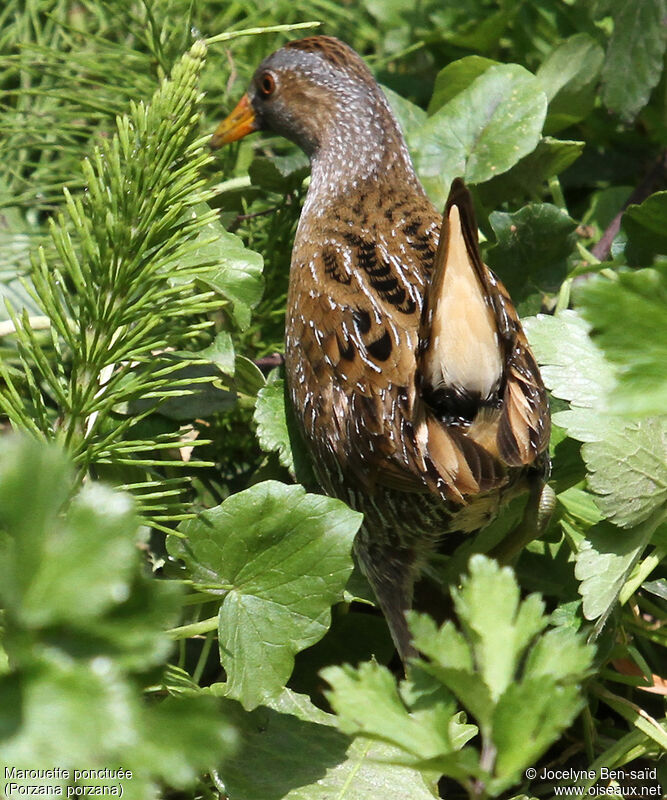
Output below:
[210,35,551,659]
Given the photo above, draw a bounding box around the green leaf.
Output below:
[170,481,361,709]
[419,557,591,790]
[1,662,236,800]
[601,0,667,121]
[523,311,615,440]
[218,689,436,799]
[427,56,498,115]
[523,626,596,681]
[623,192,667,246]
[486,204,578,314]
[194,218,264,330]
[450,556,547,704]
[248,153,309,193]
[138,696,239,789]
[410,64,547,207]
[575,516,666,627]
[525,311,667,535]
[0,436,235,796]
[0,203,43,320]
[441,7,514,52]
[126,355,236,420]
[324,557,592,795]
[11,483,138,627]
[233,354,266,397]
[583,418,667,528]
[1,659,141,770]
[0,38,250,501]
[254,378,315,483]
[199,330,236,377]
[624,193,667,266]
[577,266,667,416]
[254,379,295,473]
[323,661,464,761]
[409,616,494,731]
[491,680,585,790]
[0,438,71,604]
[479,138,584,208]
[537,34,605,133]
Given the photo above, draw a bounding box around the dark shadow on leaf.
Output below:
[219,703,350,800]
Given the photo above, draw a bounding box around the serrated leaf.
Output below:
[0,433,233,794]
[537,34,604,133]
[491,680,586,790]
[583,418,667,528]
[0,659,141,772]
[0,661,235,799]
[525,312,667,531]
[323,661,462,761]
[451,556,547,703]
[170,482,361,709]
[523,311,615,439]
[486,204,578,314]
[410,616,494,731]
[139,696,238,788]
[410,64,547,207]
[575,515,666,628]
[577,265,667,416]
[217,689,435,800]
[326,557,592,795]
[427,56,498,114]
[15,483,138,627]
[523,627,595,681]
[0,438,71,603]
[601,0,667,121]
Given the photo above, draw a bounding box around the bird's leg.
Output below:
[488,478,556,565]
[355,533,421,662]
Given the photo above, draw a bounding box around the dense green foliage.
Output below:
[0,1,665,798]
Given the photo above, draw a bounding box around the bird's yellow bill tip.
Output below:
[210,93,258,149]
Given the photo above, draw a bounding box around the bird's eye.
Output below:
[259,72,276,97]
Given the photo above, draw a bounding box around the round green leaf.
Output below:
[427,55,499,115]
[486,202,577,315]
[410,64,547,207]
[170,481,362,709]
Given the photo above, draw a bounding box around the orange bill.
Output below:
[210,93,258,148]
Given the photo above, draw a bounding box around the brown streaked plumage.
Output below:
[211,36,551,659]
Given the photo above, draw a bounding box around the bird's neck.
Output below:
[303,94,425,218]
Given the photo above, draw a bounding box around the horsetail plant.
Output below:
[0,40,263,527]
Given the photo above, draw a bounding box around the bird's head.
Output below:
[210,36,393,161]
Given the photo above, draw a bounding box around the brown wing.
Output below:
[286,191,439,493]
[416,178,550,494]
[493,282,551,466]
[287,178,548,503]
